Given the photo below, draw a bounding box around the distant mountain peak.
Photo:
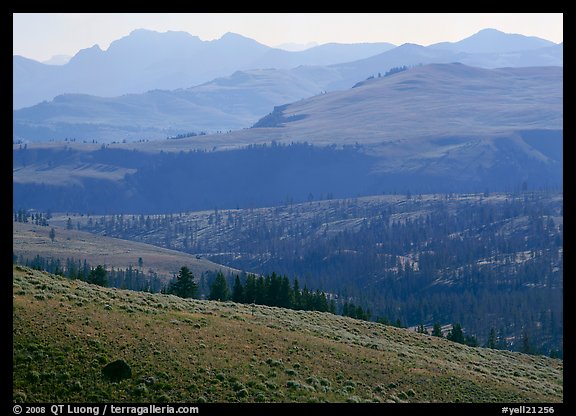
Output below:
[111,28,201,46]
[68,44,103,64]
[129,28,154,35]
[220,32,253,41]
[127,28,196,37]
[471,27,540,40]
[42,54,72,66]
[221,31,244,38]
[476,28,504,34]
[84,44,103,52]
[215,32,267,46]
[430,28,555,54]
[397,43,426,50]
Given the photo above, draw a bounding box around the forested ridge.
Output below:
[14,139,562,214]
[39,191,562,356]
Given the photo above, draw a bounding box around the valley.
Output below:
[35,191,562,356]
[13,18,564,406]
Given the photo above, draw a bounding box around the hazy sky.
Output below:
[13,13,563,62]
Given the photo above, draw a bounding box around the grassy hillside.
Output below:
[13,222,240,279]
[246,64,562,148]
[13,265,563,403]
[13,68,340,142]
[14,64,562,154]
[13,64,562,208]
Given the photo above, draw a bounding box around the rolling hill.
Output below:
[13,67,342,142]
[13,63,563,213]
[248,64,562,144]
[12,222,240,281]
[13,265,563,403]
[15,63,563,151]
[323,41,562,91]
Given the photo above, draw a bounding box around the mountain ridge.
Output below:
[429,28,556,53]
[14,28,560,110]
[13,30,395,109]
[13,63,562,209]
[13,56,562,143]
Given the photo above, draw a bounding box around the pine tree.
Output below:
[360,306,371,321]
[278,276,292,308]
[232,275,244,303]
[170,266,198,299]
[417,324,428,335]
[486,328,498,349]
[432,322,443,337]
[268,272,281,306]
[447,323,465,344]
[318,291,329,312]
[49,227,56,242]
[88,265,108,287]
[497,327,508,350]
[521,330,533,355]
[464,334,479,347]
[377,316,390,325]
[255,276,267,305]
[342,302,349,317]
[301,286,311,310]
[209,272,229,301]
[244,274,257,304]
[292,278,302,310]
[329,299,337,314]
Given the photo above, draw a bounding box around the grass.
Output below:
[13,265,563,403]
[13,222,240,281]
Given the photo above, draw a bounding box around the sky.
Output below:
[13,13,563,62]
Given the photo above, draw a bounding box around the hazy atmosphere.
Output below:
[13,12,563,410]
[14,13,563,62]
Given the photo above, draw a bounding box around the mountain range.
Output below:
[13,29,395,110]
[13,28,562,142]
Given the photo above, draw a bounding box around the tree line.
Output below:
[14,209,50,226]
[15,254,553,355]
[69,191,563,356]
[17,191,563,356]
[13,254,164,293]
[199,271,338,314]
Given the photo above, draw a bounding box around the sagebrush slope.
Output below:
[13,266,563,403]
